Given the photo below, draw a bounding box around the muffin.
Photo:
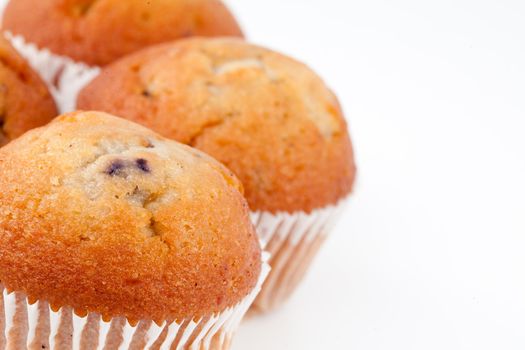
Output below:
[1,0,243,112]
[2,0,243,66]
[0,111,265,349]
[0,33,57,146]
[78,38,356,312]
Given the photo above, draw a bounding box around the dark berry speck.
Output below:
[136,158,150,173]
[105,160,126,176]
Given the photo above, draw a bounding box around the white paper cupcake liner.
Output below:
[0,255,269,350]
[0,0,7,19]
[249,198,348,313]
[3,31,100,114]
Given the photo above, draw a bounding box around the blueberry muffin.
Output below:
[2,0,243,66]
[0,33,57,146]
[78,38,356,312]
[0,111,262,349]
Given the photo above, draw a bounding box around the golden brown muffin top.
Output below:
[2,0,243,66]
[0,34,57,146]
[0,111,261,324]
[78,38,356,213]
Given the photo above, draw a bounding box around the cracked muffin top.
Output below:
[2,0,243,66]
[0,111,261,324]
[0,34,57,146]
[78,38,356,213]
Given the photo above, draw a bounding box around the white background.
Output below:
[226,1,525,349]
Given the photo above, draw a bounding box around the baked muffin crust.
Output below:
[0,111,261,324]
[0,34,57,145]
[2,0,243,66]
[78,38,356,213]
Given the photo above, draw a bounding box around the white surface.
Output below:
[226,1,525,350]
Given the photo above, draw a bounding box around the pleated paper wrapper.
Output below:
[4,31,100,114]
[0,255,270,350]
[250,199,348,313]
